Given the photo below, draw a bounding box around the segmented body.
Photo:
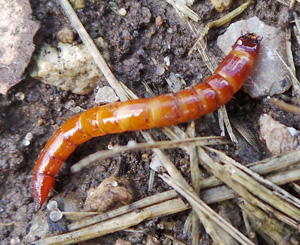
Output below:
[33,33,261,207]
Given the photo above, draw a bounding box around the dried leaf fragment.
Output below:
[0,0,39,95]
[259,114,300,155]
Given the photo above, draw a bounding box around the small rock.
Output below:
[0,0,40,95]
[84,176,134,212]
[57,26,75,44]
[15,92,25,101]
[157,221,176,230]
[155,16,163,26]
[146,235,161,245]
[69,0,85,10]
[217,16,291,98]
[118,8,127,17]
[259,114,300,155]
[95,86,119,104]
[210,0,232,12]
[31,38,109,95]
[22,132,33,146]
[24,212,49,242]
[115,238,132,245]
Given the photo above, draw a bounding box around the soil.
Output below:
[0,0,299,244]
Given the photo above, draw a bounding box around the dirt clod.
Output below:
[84,176,134,212]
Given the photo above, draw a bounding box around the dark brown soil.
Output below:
[0,0,299,244]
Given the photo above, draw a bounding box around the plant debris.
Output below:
[259,114,300,155]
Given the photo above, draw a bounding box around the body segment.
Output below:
[33,33,261,207]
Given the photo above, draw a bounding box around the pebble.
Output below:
[84,176,134,212]
[95,86,119,104]
[31,37,109,95]
[22,132,33,146]
[210,0,232,12]
[57,26,75,44]
[69,0,85,10]
[217,16,291,98]
[259,114,300,155]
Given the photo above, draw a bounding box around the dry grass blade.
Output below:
[275,0,289,6]
[34,198,187,244]
[270,97,300,114]
[239,200,296,244]
[276,48,300,99]
[188,0,251,55]
[187,122,202,245]
[150,138,254,244]
[36,147,300,244]
[160,174,254,245]
[231,118,260,152]
[200,149,300,189]
[267,167,300,185]
[199,147,300,230]
[71,136,228,172]
[218,106,238,145]
[165,0,199,21]
[67,190,179,231]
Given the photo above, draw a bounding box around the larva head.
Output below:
[32,173,55,209]
[233,33,261,58]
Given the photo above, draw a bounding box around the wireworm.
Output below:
[32,33,261,207]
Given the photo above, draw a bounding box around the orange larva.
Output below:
[32,33,261,207]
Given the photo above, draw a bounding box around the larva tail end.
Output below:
[32,173,55,209]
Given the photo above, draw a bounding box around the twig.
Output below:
[188,0,251,55]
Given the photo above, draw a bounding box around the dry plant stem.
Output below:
[275,0,289,6]
[58,0,129,101]
[239,200,292,244]
[35,211,151,244]
[207,147,300,209]
[160,174,254,245]
[35,198,187,244]
[201,149,300,189]
[293,12,300,45]
[241,209,258,244]
[286,28,300,99]
[270,97,300,114]
[188,21,216,73]
[218,106,238,145]
[165,0,199,21]
[67,190,179,231]
[276,49,300,99]
[71,136,228,172]
[188,0,251,55]
[163,233,188,245]
[199,147,300,230]
[151,139,253,244]
[230,118,260,152]
[187,122,202,245]
[267,167,300,185]
[66,163,300,232]
[291,182,300,194]
[290,0,296,9]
